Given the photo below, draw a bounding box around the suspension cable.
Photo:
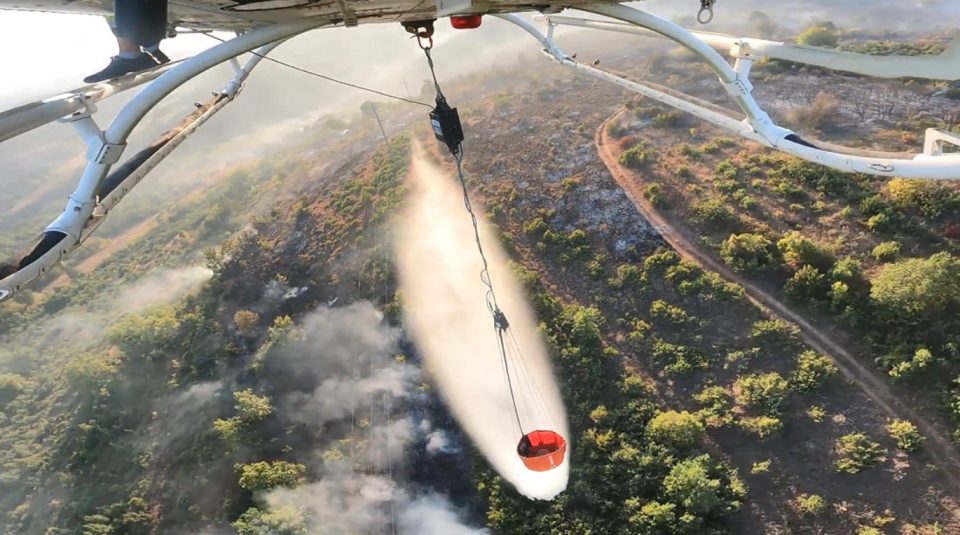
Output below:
[418,37,527,435]
[203,33,433,108]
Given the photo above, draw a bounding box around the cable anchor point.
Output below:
[697,0,716,24]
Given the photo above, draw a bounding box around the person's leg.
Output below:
[84,0,170,83]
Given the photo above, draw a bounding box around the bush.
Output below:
[794,494,827,516]
[739,415,783,438]
[785,93,840,132]
[884,177,958,219]
[750,319,800,349]
[871,252,960,320]
[750,460,771,474]
[679,143,701,160]
[871,241,901,262]
[887,419,924,452]
[888,347,934,380]
[866,212,894,232]
[785,265,829,305]
[735,372,791,415]
[238,461,306,491]
[234,309,260,333]
[721,233,774,273]
[695,386,734,427]
[835,433,884,474]
[791,350,839,391]
[777,231,834,271]
[797,25,839,47]
[620,142,655,169]
[691,198,738,228]
[647,410,705,448]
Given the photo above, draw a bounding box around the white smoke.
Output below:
[394,146,570,500]
[256,303,483,532]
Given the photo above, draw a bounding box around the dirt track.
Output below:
[595,108,960,492]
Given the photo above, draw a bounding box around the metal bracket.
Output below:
[924,128,960,156]
[58,94,98,123]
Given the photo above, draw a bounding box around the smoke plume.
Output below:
[394,146,570,500]
[255,302,483,532]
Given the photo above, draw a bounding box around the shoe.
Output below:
[83,54,160,84]
[145,48,170,65]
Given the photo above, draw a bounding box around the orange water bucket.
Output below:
[517,430,567,471]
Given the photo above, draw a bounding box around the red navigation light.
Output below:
[450,14,483,29]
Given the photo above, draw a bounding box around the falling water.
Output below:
[394,145,569,500]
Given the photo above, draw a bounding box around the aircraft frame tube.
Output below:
[542,15,960,81]
[0,65,177,145]
[503,6,960,180]
[99,40,286,214]
[0,25,320,302]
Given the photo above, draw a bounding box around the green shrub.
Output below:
[797,25,839,48]
[720,233,774,273]
[620,142,656,169]
[691,198,738,227]
[835,433,884,474]
[777,231,834,271]
[739,415,783,438]
[794,494,827,516]
[647,410,705,448]
[887,419,924,452]
[785,265,829,305]
[871,241,901,262]
[679,143,701,159]
[735,372,791,415]
[791,350,839,391]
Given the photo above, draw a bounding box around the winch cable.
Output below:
[416,32,538,436]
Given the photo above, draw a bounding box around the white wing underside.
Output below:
[0,0,604,30]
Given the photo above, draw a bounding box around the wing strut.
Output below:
[0,19,327,303]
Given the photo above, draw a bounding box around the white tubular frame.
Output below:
[0,20,325,303]
[498,6,960,181]
[0,65,178,145]
[542,15,960,81]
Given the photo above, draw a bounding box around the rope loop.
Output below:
[697,0,715,24]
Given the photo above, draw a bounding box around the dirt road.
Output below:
[595,109,960,491]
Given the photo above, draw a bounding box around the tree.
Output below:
[887,419,924,452]
[735,372,791,415]
[797,25,838,48]
[235,389,274,423]
[871,252,960,320]
[0,373,28,406]
[233,506,307,535]
[750,319,800,350]
[835,433,884,474]
[107,306,180,359]
[647,410,705,449]
[626,500,678,533]
[235,309,261,333]
[888,347,934,380]
[663,455,722,515]
[785,265,829,305]
[791,351,838,391]
[721,233,774,273]
[777,231,834,271]
[238,461,306,491]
